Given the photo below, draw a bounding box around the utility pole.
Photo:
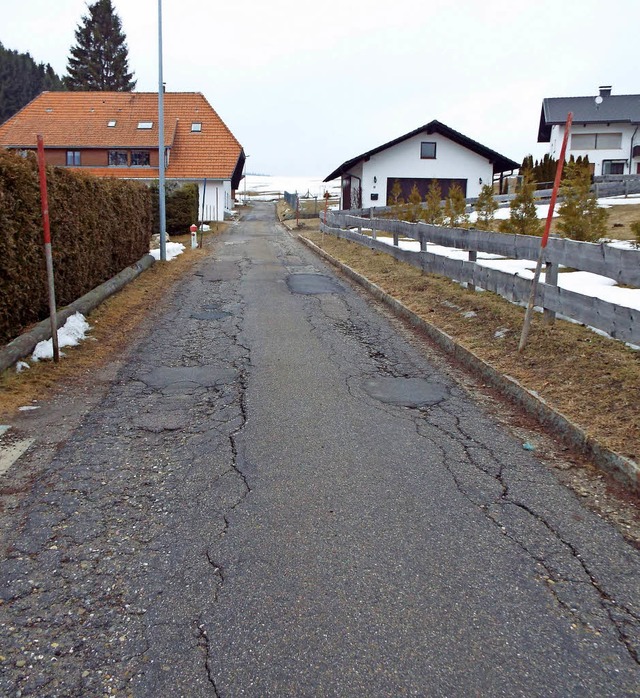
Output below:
[158,0,167,261]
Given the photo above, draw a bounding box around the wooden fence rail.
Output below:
[320,212,640,345]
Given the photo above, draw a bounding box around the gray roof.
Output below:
[538,93,640,142]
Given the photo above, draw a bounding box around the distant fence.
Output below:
[344,177,640,217]
[283,191,336,220]
[320,211,640,345]
[284,191,298,209]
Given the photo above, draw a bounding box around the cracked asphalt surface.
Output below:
[1,202,639,697]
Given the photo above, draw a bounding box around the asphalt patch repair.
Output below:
[286,273,344,295]
[362,376,449,408]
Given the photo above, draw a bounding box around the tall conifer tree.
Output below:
[0,42,63,123]
[65,0,136,91]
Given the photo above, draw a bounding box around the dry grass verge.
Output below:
[303,231,640,464]
[0,230,224,418]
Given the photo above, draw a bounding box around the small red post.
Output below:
[541,112,574,249]
[518,112,573,352]
[190,223,198,249]
[37,135,59,363]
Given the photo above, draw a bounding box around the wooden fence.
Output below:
[320,211,640,345]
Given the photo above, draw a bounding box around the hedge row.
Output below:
[0,150,152,345]
[150,181,199,235]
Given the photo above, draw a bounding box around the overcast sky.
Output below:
[2,0,638,177]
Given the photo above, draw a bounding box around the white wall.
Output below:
[192,179,229,222]
[345,132,494,208]
[551,123,639,175]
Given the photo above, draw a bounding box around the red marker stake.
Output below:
[37,135,59,363]
[518,112,573,352]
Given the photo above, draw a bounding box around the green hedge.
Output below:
[0,150,152,345]
[150,181,200,235]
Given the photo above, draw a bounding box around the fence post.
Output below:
[370,208,376,240]
[544,260,558,324]
[468,250,477,292]
[420,228,427,253]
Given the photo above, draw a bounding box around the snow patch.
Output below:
[32,312,91,361]
[149,242,185,261]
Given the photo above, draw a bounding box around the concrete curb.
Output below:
[0,254,156,373]
[299,235,639,492]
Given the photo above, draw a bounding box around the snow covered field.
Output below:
[241,175,340,201]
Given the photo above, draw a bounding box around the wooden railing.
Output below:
[320,211,640,345]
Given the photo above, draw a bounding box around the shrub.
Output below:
[0,150,151,344]
[150,181,200,235]
[631,220,640,248]
[474,184,498,230]
[406,183,423,222]
[443,183,468,228]
[499,172,541,236]
[423,180,443,225]
[557,160,608,242]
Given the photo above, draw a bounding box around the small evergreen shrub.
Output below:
[423,180,443,225]
[474,184,498,230]
[443,183,468,228]
[557,160,608,242]
[407,183,423,222]
[499,172,541,236]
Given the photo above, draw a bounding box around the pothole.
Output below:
[361,376,448,408]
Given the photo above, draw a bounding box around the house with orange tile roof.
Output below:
[0,91,245,222]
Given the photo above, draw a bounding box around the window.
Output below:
[420,142,437,159]
[66,150,81,166]
[131,150,150,166]
[191,122,202,132]
[107,120,117,127]
[602,160,625,175]
[108,150,128,166]
[596,132,622,149]
[571,132,622,150]
[137,121,153,129]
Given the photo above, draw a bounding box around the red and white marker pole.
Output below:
[36,135,59,363]
[518,112,573,352]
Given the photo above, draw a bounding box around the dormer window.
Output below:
[191,122,202,132]
[108,120,117,127]
[137,121,153,129]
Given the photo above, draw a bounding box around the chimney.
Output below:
[599,85,612,97]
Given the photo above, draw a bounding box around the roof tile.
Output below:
[0,91,243,180]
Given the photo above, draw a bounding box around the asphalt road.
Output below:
[1,202,639,697]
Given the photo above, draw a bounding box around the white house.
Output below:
[538,86,640,176]
[324,120,519,210]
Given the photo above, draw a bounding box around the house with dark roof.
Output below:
[324,120,519,210]
[0,91,245,221]
[538,86,640,177]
